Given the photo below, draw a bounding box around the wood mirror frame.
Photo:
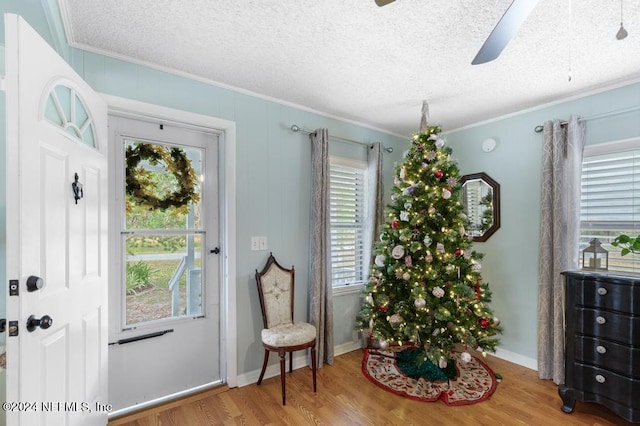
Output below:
[459,172,500,242]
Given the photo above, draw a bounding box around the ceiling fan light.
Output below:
[616,24,628,40]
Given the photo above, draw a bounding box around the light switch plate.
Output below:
[251,237,260,251]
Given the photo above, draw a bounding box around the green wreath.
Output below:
[126,143,200,213]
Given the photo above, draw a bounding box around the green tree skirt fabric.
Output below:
[396,348,456,381]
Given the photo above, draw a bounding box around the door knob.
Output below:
[27,275,45,292]
[27,315,53,332]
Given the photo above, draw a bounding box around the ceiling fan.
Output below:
[375,0,540,65]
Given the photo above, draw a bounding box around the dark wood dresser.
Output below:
[560,270,640,423]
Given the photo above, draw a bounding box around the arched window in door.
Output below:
[42,82,97,148]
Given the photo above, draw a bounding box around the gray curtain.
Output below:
[537,116,585,384]
[364,142,385,275]
[309,128,334,367]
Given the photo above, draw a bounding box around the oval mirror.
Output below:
[459,172,500,242]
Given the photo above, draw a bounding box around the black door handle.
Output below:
[27,315,53,332]
[27,275,45,292]
[210,247,220,254]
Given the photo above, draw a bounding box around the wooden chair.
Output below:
[255,253,317,405]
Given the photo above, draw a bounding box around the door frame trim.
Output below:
[102,95,237,389]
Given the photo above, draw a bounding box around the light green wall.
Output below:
[0,5,405,375]
[446,84,640,360]
[4,2,640,375]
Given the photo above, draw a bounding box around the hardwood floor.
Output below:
[109,349,634,425]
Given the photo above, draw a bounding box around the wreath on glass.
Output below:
[125,143,200,213]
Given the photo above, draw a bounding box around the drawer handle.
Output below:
[596,316,606,325]
[597,287,608,296]
[596,345,607,354]
[595,374,606,384]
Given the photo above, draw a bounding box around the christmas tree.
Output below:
[357,118,502,375]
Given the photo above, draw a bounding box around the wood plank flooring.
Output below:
[109,349,634,425]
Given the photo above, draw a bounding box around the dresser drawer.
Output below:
[573,363,640,408]
[575,279,640,313]
[576,308,640,344]
[575,336,640,378]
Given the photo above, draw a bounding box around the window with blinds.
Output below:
[330,161,367,287]
[581,144,640,273]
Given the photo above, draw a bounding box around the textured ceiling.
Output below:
[59,0,640,136]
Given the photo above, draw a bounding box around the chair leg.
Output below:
[289,352,293,373]
[311,345,317,393]
[279,349,287,405]
[257,349,270,385]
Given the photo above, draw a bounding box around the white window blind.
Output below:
[581,147,640,272]
[330,161,367,287]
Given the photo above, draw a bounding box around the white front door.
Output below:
[107,115,221,412]
[5,14,109,426]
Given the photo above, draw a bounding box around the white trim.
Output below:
[57,36,403,139]
[446,76,640,134]
[334,341,362,357]
[0,76,5,92]
[489,347,538,371]
[102,94,238,388]
[332,283,364,296]
[583,136,640,157]
[40,0,69,60]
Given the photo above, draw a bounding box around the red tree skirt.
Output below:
[362,349,497,405]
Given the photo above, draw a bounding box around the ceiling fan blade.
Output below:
[375,0,396,6]
[471,0,539,65]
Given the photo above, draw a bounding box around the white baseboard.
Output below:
[334,340,362,356]
[489,347,538,371]
[236,340,363,388]
[236,342,537,387]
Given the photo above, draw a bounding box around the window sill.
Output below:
[332,283,364,296]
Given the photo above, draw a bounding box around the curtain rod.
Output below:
[290,124,394,153]
[534,105,640,133]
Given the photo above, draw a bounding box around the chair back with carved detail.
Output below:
[256,258,294,330]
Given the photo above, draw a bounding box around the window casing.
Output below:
[329,158,368,288]
[580,138,640,273]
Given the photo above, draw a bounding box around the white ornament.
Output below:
[435,138,445,148]
[428,206,436,215]
[404,202,412,209]
[400,211,409,221]
[460,352,472,364]
[414,298,426,308]
[442,188,452,199]
[379,340,389,349]
[388,314,404,325]
[472,261,482,272]
[432,286,445,298]
[391,245,405,259]
[402,272,411,281]
[400,166,406,180]
[439,357,448,368]
[425,251,433,263]
[423,235,432,246]
[375,254,386,267]
[436,243,445,254]
[365,294,374,306]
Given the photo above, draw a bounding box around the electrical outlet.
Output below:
[258,236,268,251]
[251,237,260,251]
